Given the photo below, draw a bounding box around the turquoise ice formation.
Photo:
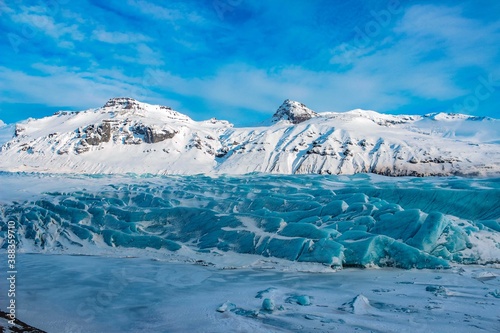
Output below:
[1,173,499,269]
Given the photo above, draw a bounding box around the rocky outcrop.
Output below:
[72,121,178,154]
[15,124,25,137]
[103,97,142,110]
[102,97,173,112]
[272,100,318,124]
[81,122,112,145]
[132,124,177,143]
[0,310,47,333]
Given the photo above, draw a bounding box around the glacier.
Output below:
[1,172,499,269]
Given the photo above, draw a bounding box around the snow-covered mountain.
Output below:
[0,97,498,176]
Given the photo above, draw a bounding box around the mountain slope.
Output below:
[0,98,498,176]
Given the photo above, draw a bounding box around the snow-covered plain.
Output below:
[0,172,499,332]
[2,254,499,333]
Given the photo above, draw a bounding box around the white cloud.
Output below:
[0,66,165,109]
[327,3,500,105]
[395,5,500,68]
[3,2,498,121]
[0,62,405,120]
[113,43,164,66]
[92,29,150,44]
[125,0,206,24]
[148,64,410,115]
[11,7,85,41]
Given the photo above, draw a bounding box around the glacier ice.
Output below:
[286,295,312,306]
[216,301,236,313]
[261,298,276,312]
[0,173,499,269]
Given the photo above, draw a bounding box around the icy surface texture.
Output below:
[0,173,499,268]
[5,255,499,333]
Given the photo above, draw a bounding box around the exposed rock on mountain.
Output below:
[81,122,112,145]
[272,99,318,124]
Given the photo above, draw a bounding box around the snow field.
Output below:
[1,254,498,332]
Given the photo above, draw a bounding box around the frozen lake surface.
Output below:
[2,254,499,333]
[0,173,499,331]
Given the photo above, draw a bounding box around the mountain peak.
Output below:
[272,99,318,124]
[103,97,140,109]
[102,97,173,112]
[423,112,488,122]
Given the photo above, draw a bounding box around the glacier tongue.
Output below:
[1,173,498,269]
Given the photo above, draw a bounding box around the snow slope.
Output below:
[0,120,15,147]
[0,98,498,176]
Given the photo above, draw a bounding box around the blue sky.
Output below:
[0,0,499,125]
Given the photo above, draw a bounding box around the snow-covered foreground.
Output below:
[0,173,499,332]
[2,254,499,333]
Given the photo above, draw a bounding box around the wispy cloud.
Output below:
[1,1,499,124]
[10,6,85,41]
[114,43,164,66]
[125,0,207,24]
[92,29,150,44]
[395,5,500,67]
[0,66,145,108]
[328,3,499,105]
[147,64,410,117]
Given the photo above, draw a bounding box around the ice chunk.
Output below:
[320,200,348,217]
[488,289,500,298]
[479,220,500,232]
[254,216,285,232]
[279,223,329,239]
[286,295,311,306]
[440,224,471,253]
[339,294,374,315]
[425,285,450,296]
[102,230,181,251]
[259,237,308,261]
[2,173,498,269]
[261,298,275,312]
[473,271,497,282]
[407,212,449,252]
[297,238,344,266]
[255,287,277,299]
[338,231,449,269]
[369,209,425,241]
[216,301,236,313]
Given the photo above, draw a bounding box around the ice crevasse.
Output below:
[0,173,499,269]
